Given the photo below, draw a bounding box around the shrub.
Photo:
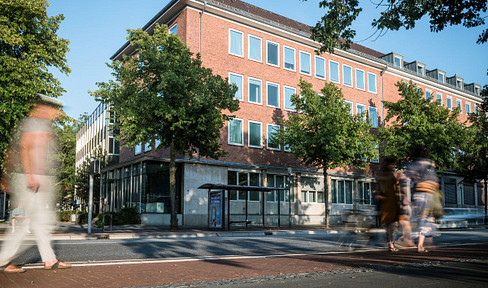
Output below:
[57,210,76,222]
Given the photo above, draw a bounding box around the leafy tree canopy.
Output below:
[0,0,70,173]
[277,79,377,171]
[378,81,466,170]
[304,0,487,53]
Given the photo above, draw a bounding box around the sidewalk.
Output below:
[0,221,353,241]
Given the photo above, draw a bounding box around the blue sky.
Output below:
[47,0,488,119]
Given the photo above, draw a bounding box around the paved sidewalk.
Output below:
[0,222,353,241]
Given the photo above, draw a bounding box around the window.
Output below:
[345,101,353,115]
[169,24,177,35]
[356,104,366,119]
[284,86,296,111]
[302,191,319,203]
[446,96,452,110]
[299,51,311,75]
[331,179,353,204]
[229,73,243,100]
[266,82,280,108]
[248,77,262,104]
[155,139,161,149]
[465,102,471,114]
[248,121,262,148]
[342,65,352,87]
[229,29,243,57]
[283,46,295,71]
[266,41,279,67]
[248,35,262,62]
[370,144,379,163]
[266,174,290,202]
[329,60,339,83]
[228,118,243,145]
[144,142,152,152]
[439,73,444,83]
[456,99,462,112]
[358,181,376,205]
[369,106,378,128]
[474,104,478,114]
[436,93,443,105]
[355,69,365,90]
[457,80,463,89]
[267,124,280,150]
[417,65,424,76]
[367,73,377,93]
[315,56,326,79]
[135,143,142,155]
[425,90,431,101]
[228,171,261,201]
[394,57,401,68]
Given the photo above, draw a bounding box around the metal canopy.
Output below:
[198,183,287,192]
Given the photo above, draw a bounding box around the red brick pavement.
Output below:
[1,244,487,288]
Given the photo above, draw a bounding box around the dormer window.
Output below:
[456,79,463,89]
[439,73,444,83]
[417,65,424,76]
[394,57,401,68]
[475,87,480,95]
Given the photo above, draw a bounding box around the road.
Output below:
[1,229,487,287]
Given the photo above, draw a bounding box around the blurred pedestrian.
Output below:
[405,145,439,253]
[0,94,71,273]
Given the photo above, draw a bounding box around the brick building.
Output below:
[80,0,485,227]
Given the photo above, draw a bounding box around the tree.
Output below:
[276,79,377,227]
[91,24,240,229]
[378,81,466,169]
[73,147,107,209]
[0,0,70,174]
[305,0,487,53]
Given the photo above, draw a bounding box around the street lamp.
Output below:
[88,156,100,234]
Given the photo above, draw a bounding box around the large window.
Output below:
[331,179,353,204]
[266,174,290,202]
[267,124,280,150]
[229,29,243,57]
[329,60,339,83]
[266,40,279,67]
[248,121,262,148]
[446,96,452,110]
[355,69,365,90]
[456,99,462,113]
[425,90,431,101]
[358,181,376,205]
[369,106,378,128]
[248,77,262,104]
[436,93,443,105]
[345,101,353,115]
[284,86,296,111]
[465,102,471,114]
[343,64,352,87]
[135,143,142,155]
[367,73,377,93]
[169,24,177,35]
[302,191,323,203]
[315,56,326,79]
[228,171,261,201]
[229,73,243,100]
[356,103,366,119]
[283,46,295,71]
[267,82,280,108]
[299,51,311,75]
[228,118,243,145]
[248,35,262,62]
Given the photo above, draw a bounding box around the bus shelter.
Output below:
[199,184,290,230]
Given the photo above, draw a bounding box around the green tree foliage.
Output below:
[91,24,240,229]
[73,147,107,208]
[305,0,487,53]
[54,112,78,208]
[276,79,377,226]
[0,0,70,174]
[378,81,466,170]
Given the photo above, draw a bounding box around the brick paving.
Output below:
[1,244,487,288]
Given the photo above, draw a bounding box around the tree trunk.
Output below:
[484,179,487,226]
[169,143,178,230]
[323,168,329,228]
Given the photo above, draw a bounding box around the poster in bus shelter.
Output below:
[208,190,223,229]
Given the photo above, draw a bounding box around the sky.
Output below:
[46,0,488,119]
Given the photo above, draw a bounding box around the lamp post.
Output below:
[88,156,100,234]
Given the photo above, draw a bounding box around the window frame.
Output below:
[329,60,340,84]
[446,96,453,110]
[342,64,353,87]
[345,101,353,115]
[266,40,280,67]
[367,72,377,93]
[267,124,281,151]
[248,120,263,148]
[135,143,142,155]
[169,23,177,35]
[425,90,432,101]
[369,106,378,128]
[436,92,443,105]
[456,99,463,113]
[356,103,366,119]
[248,77,263,105]
[228,28,244,57]
[465,102,471,114]
[229,72,244,101]
[355,68,365,90]
[284,86,297,112]
[283,45,296,72]
[266,81,280,108]
[331,178,353,204]
[248,34,262,63]
[299,50,312,76]
[314,55,326,79]
[228,118,244,146]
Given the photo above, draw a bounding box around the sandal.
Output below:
[388,247,399,252]
[418,249,429,253]
[44,260,71,270]
[3,264,26,273]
